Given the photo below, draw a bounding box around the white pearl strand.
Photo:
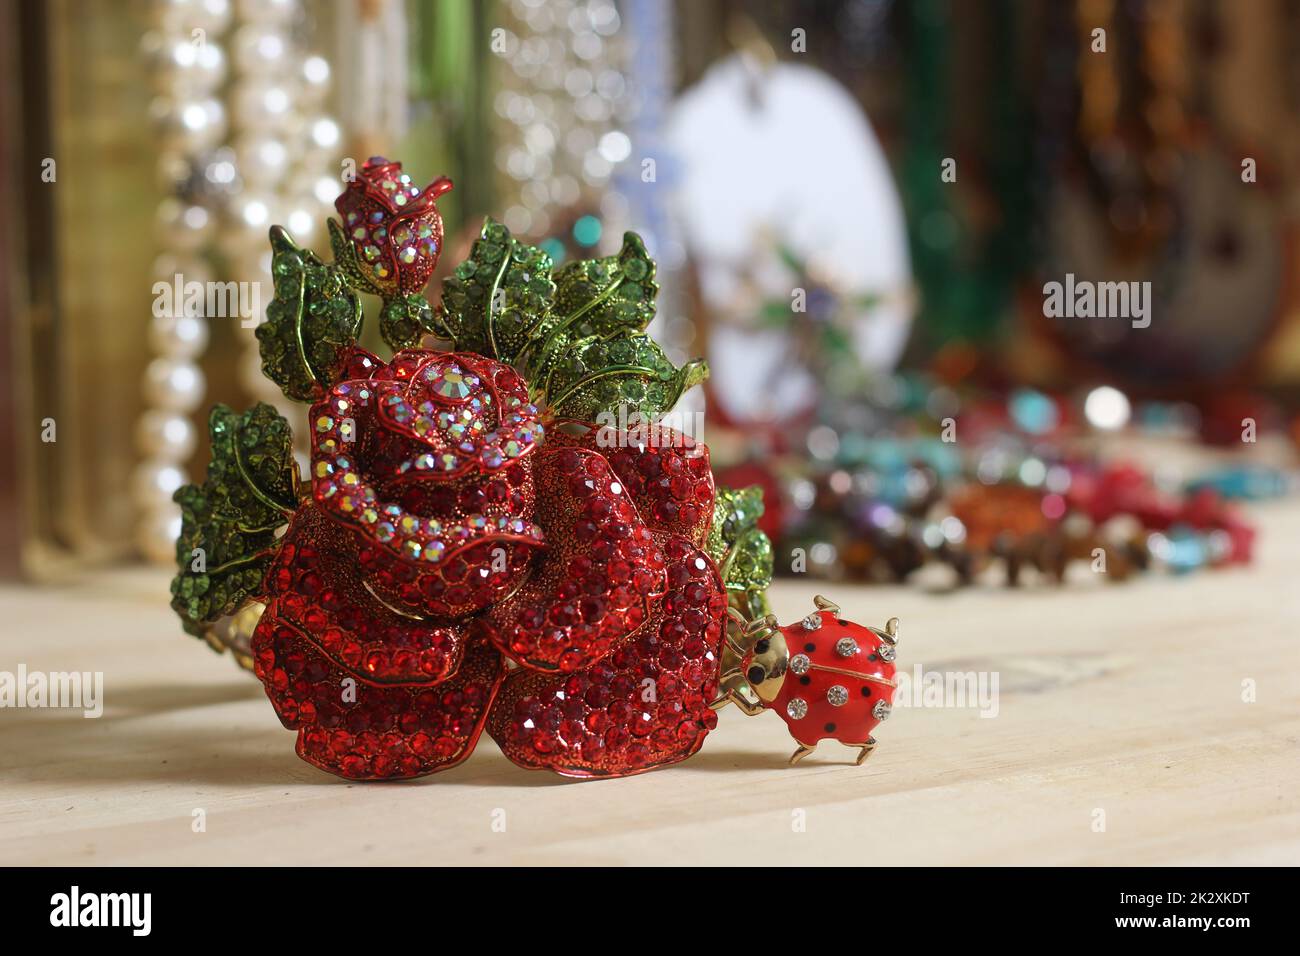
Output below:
[135,0,230,562]
[224,0,339,475]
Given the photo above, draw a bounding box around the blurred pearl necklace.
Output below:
[223,0,339,428]
[135,0,231,562]
[137,0,341,563]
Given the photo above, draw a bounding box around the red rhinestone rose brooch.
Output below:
[169,157,900,779]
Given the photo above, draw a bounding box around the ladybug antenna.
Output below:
[869,617,901,645]
[812,594,842,619]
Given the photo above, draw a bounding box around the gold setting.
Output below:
[199,600,266,671]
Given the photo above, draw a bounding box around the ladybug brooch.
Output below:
[714,596,898,766]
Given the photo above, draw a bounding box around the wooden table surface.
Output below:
[2,501,1298,866]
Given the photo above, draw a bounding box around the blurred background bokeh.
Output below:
[3,0,1299,588]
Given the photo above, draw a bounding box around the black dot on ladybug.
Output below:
[746,665,766,684]
[868,654,878,662]
[860,686,871,696]
[754,639,770,654]
[804,643,816,653]
[799,676,811,686]
[824,723,836,733]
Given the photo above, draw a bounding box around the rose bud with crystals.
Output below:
[335,156,453,298]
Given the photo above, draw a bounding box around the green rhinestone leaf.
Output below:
[706,485,764,562]
[169,403,298,640]
[517,231,659,381]
[538,331,708,423]
[708,485,774,621]
[433,221,706,424]
[256,225,364,402]
[379,293,438,352]
[434,217,556,362]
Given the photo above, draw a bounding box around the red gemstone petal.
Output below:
[480,446,667,673]
[334,159,449,297]
[253,609,504,780]
[264,505,465,684]
[486,535,725,777]
[546,421,714,546]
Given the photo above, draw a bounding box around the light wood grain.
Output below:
[2,501,1298,866]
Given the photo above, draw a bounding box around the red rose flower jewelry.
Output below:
[169,157,900,779]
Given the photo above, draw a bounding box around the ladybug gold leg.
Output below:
[710,686,765,716]
[723,608,779,656]
[789,743,817,765]
[854,737,878,766]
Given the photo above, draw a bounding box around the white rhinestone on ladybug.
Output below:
[786,698,808,720]
[834,637,859,657]
[789,653,811,675]
[877,642,896,663]
[826,685,849,706]
[801,613,822,631]
[873,699,892,720]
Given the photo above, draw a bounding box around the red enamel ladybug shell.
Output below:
[770,610,896,747]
